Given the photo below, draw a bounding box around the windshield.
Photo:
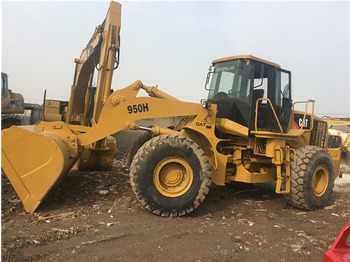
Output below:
[208,60,252,102]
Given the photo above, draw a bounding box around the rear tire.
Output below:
[286,146,335,210]
[130,134,211,217]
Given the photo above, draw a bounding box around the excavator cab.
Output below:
[1,72,25,113]
[1,72,8,100]
[2,72,26,128]
[206,56,292,133]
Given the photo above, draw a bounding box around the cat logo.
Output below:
[293,113,311,130]
[196,122,212,129]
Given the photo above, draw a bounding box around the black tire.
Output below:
[285,145,335,210]
[130,134,211,217]
[126,132,153,167]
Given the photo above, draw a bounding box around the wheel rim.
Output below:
[311,165,329,197]
[153,157,193,197]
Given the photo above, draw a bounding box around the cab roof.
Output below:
[212,55,281,68]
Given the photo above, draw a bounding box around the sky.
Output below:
[1,1,349,117]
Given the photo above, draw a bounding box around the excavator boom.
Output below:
[67,1,121,126]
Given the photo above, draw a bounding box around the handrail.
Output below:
[254,98,283,134]
[292,100,315,131]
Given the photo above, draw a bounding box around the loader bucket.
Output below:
[1,125,76,213]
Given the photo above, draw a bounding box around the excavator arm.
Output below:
[66,1,121,126]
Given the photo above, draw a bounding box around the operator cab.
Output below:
[206,55,292,133]
[1,72,8,100]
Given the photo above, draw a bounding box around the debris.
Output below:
[290,244,302,253]
[97,190,109,196]
[232,237,251,246]
[254,209,267,212]
[51,228,72,234]
[9,199,21,203]
[1,155,349,261]
[38,212,74,220]
[324,204,337,210]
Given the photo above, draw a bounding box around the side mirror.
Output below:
[282,97,293,109]
[205,71,213,91]
[253,64,265,89]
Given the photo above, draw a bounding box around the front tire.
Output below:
[286,146,335,210]
[126,131,152,167]
[130,134,211,217]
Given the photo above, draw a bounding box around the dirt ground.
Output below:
[2,153,350,262]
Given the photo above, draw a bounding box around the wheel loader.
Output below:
[1,72,42,129]
[323,117,350,163]
[2,72,26,128]
[1,1,341,217]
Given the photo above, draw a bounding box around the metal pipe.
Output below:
[142,85,179,101]
[139,125,152,132]
[82,88,92,126]
[103,45,117,104]
[66,85,76,124]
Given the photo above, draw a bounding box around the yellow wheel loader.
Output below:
[323,117,350,163]
[1,1,341,217]
[1,72,25,129]
[2,72,42,129]
[2,72,27,129]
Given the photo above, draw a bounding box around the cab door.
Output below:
[274,68,292,132]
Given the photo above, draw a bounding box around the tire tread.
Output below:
[285,145,334,210]
[130,134,211,217]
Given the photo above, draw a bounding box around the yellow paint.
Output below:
[1,1,340,214]
[153,157,193,197]
[216,118,249,137]
[311,165,329,197]
[212,55,280,68]
[1,124,78,213]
